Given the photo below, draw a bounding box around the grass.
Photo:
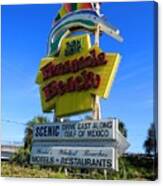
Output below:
[1,162,68,179]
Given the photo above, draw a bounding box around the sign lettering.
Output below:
[36,34,121,116]
[65,39,82,56]
[30,146,118,170]
[33,119,116,141]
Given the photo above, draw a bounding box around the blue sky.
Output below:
[1,1,156,153]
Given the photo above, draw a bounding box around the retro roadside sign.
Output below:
[32,3,128,172]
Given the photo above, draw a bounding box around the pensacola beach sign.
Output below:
[35,2,122,117]
[31,3,129,172]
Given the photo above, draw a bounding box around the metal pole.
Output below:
[92,23,101,120]
[104,169,107,180]
[53,110,56,122]
[92,3,102,120]
[64,167,68,176]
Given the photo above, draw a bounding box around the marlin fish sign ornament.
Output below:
[48,3,123,56]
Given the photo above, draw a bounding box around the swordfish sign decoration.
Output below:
[36,3,123,117]
[48,3,123,56]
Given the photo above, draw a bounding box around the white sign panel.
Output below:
[116,130,130,154]
[30,146,118,170]
[33,119,117,141]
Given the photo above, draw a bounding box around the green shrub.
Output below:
[11,147,30,165]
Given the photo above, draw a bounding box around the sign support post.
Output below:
[93,24,102,120]
[104,169,107,180]
[64,167,68,177]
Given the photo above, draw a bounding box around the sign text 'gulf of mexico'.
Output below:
[33,119,117,141]
[30,146,118,170]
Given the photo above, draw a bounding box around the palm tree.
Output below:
[143,123,157,156]
[24,116,50,150]
[119,121,127,138]
[12,116,50,165]
[143,123,158,179]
